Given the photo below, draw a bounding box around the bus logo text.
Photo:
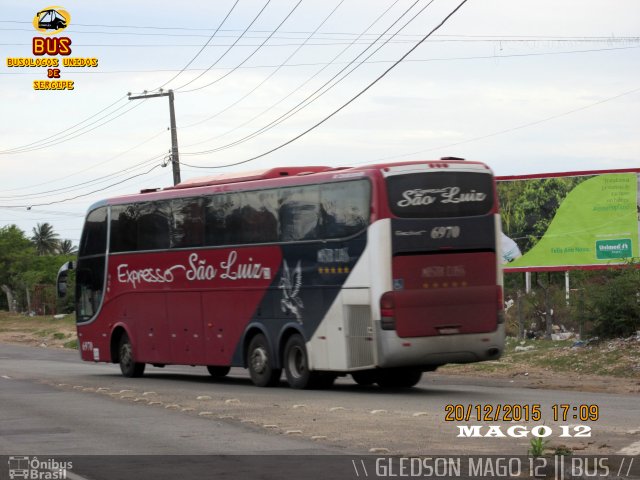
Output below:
[116,251,271,289]
[397,187,486,207]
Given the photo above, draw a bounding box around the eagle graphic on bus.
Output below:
[279,260,303,323]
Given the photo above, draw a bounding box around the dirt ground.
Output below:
[437,362,640,395]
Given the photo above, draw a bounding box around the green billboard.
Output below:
[498,171,639,271]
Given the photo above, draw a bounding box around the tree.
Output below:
[584,265,640,338]
[0,225,34,312]
[57,239,77,255]
[31,222,59,255]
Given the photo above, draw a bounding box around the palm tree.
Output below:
[57,239,77,255]
[31,222,59,255]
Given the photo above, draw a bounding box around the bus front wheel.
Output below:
[247,334,281,387]
[118,334,145,378]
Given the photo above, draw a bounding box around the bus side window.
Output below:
[279,185,320,241]
[171,197,204,248]
[110,204,139,253]
[137,201,171,250]
[238,190,278,244]
[204,193,239,246]
[79,207,108,256]
[319,180,370,239]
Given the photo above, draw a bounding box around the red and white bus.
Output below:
[58,159,504,389]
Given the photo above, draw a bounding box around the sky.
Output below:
[1,0,639,245]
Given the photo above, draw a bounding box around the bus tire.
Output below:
[351,370,378,386]
[118,334,145,378]
[376,368,422,389]
[247,334,281,387]
[284,334,335,389]
[206,366,231,378]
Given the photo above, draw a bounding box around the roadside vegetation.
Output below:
[0,223,75,315]
[442,265,640,382]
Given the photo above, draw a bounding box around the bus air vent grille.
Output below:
[345,306,374,368]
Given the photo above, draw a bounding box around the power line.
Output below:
[3,45,637,78]
[0,163,166,209]
[179,0,345,130]
[0,96,127,154]
[172,0,273,92]
[182,0,428,155]
[0,100,147,155]
[0,129,167,193]
[178,0,405,149]
[153,0,241,92]
[3,19,638,43]
[359,85,640,165]
[176,0,307,94]
[0,153,166,200]
[181,0,470,170]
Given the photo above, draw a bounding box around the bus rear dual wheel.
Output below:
[283,334,336,390]
[246,333,335,389]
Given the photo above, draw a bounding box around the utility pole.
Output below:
[128,89,181,185]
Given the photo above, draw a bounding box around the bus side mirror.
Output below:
[57,261,75,298]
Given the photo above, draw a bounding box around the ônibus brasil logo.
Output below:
[33,6,71,35]
[8,456,73,479]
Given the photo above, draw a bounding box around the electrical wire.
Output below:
[176,0,306,94]
[0,153,167,200]
[3,45,637,79]
[172,0,273,92]
[153,0,241,92]
[0,96,128,154]
[357,85,640,166]
[0,100,147,155]
[0,129,167,194]
[0,163,166,209]
[180,0,470,170]
[179,0,344,130]
[182,0,428,155]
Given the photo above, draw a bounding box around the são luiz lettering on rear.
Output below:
[58,160,504,389]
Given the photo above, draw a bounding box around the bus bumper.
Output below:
[374,322,505,369]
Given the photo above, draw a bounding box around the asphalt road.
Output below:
[1,343,639,479]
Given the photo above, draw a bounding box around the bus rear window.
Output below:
[387,171,494,218]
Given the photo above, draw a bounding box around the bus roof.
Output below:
[102,159,489,206]
[168,166,337,189]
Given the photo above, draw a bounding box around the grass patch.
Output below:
[0,311,76,348]
[63,339,78,349]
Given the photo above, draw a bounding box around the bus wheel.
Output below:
[247,334,281,387]
[376,368,422,389]
[351,370,378,386]
[284,334,335,389]
[118,334,145,378]
[206,366,230,378]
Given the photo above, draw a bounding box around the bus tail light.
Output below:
[497,286,505,324]
[380,292,396,330]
